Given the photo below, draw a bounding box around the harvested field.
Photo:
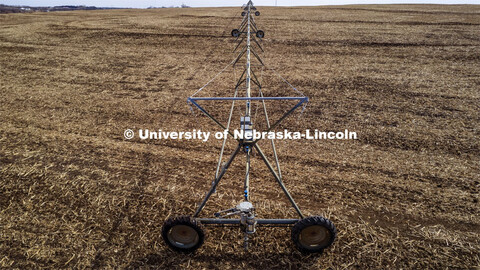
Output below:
[1,4,479,269]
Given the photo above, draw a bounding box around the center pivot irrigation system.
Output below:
[162,1,337,254]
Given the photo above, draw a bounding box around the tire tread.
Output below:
[161,215,205,253]
[291,216,337,254]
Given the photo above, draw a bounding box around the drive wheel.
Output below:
[162,215,205,253]
[256,30,264,38]
[291,216,336,254]
[231,29,240,37]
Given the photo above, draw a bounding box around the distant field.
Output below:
[1,4,479,269]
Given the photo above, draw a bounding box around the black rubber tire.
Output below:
[231,29,240,37]
[162,215,205,253]
[255,11,260,16]
[241,11,246,16]
[256,30,264,39]
[291,216,336,254]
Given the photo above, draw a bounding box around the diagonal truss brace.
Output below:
[188,96,308,218]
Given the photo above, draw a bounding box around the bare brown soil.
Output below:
[1,4,479,269]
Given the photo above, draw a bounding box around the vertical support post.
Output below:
[246,3,252,116]
[244,147,251,201]
[243,1,253,204]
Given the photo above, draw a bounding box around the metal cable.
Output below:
[259,87,282,180]
[264,63,306,97]
[215,66,239,179]
[191,58,236,97]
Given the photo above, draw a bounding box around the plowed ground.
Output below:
[1,5,479,269]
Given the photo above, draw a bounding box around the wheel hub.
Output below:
[167,225,199,249]
[299,225,330,248]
